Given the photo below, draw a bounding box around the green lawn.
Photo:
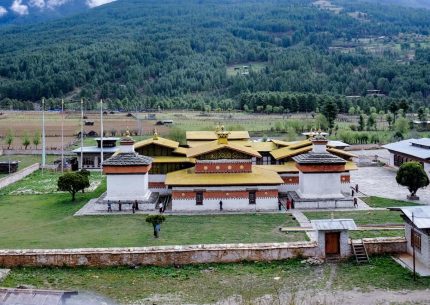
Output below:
[0,183,304,249]
[1,256,426,304]
[362,196,421,208]
[0,155,57,178]
[0,170,103,195]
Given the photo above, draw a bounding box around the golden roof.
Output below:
[173,146,188,155]
[271,139,294,147]
[187,139,250,148]
[270,146,312,160]
[327,148,357,159]
[288,139,312,149]
[186,130,250,141]
[254,162,299,173]
[165,166,283,186]
[345,161,358,171]
[152,156,196,163]
[134,137,179,150]
[187,140,261,158]
[244,141,277,152]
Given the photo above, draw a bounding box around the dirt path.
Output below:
[325,264,337,290]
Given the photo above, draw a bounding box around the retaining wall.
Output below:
[361,237,407,255]
[0,163,39,189]
[0,237,407,268]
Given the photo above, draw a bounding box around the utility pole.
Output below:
[412,211,416,281]
[61,99,64,173]
[42,98,46,171]
[100,99,104,172]
[80,99,84,170]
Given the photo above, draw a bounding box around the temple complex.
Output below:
[97,126,357,212]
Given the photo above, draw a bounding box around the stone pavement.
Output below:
[393,253,430,277]
[0,269,10,282]
[351,166,430,204]
[291,211,317,241]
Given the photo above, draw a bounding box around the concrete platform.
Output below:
[393,253,430,277]
[288,191,354,209]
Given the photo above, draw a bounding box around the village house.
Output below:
[383,138,430,172]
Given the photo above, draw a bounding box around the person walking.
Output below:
[278,200,282,211]
[107,201,112,213]
[159,203,163,213]
[351,189,354,197]
[219,200,223,211]
[134,200,139,211]
[132,202,136,214]
[353,197,358,208]
[118,200,122,212]
[355,184,359,193]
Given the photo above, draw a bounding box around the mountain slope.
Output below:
[0,0,429,111]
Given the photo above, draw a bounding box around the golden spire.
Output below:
[153,128,159,140]
[125,129,131,137]
[216,125,230,145]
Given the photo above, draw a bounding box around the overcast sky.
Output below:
[0,0,116,17]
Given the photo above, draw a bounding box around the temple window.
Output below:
[196,192,203,205]
[411,230,422,252]
[249,191,256,205]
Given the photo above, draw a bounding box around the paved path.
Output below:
[351,166,430,204]
[0,269,10,282]
[291,211,318,241]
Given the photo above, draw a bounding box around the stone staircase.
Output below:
[352,240,369,264]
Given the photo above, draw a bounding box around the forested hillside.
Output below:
[0,0,430,112]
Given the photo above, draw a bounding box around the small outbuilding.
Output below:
[311,218,356,258]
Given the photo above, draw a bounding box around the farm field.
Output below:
[1,256,428,304]
[0,111,163,150]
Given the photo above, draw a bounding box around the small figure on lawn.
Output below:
[353,197,358,208]
[278,200,282,211]
[135,200,139,211]
[146,215,166,238]
[107,201,112,213]
[118,200,122,211]
[219,200,223,211]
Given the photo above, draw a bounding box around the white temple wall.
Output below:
[172,197,278,211]
[105,173,150,201]
[149,174,166,182]
[297,172,343,199]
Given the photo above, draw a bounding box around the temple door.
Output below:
[325,232,340,255]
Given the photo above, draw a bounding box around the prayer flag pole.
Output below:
[41,98,46,170]
[100,99,104,172]
[80,99,84,170]
[61,98,64,173]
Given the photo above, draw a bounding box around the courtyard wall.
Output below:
[0,237,406,268]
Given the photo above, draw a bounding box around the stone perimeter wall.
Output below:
[0,163,39,190]
[0,238,406,268]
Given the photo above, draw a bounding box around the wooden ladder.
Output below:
[352,240,370,263]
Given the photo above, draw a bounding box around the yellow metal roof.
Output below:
[187,139,250,148]
[165,166,284,186]
[173,147,188,155]
[271,139,294,147]
[327,148,357,159]
[255,162,298,173]
[152,156,196,163]
[244,141,277,152]
[270,146,312,160]
[345,161,358,171]
[288,139,312,149]
[134,137,179,150]
[186,130,250,141]
[187,140,261,158]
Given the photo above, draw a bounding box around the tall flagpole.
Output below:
[42,98,46,170]
[100,99,104,172]
[80,99,84,170]
[61,99,64,173]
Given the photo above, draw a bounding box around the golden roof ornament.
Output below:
[216,125,230,145]
[153,128,159,140]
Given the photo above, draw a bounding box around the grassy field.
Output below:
[226,62,267,77]
[0,154,58,178]
[0,170,103,195]
[361,196,420,208]
[0,182,304,249]
[1,256,427,304]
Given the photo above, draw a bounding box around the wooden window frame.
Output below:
[196,191,204,206]
[411,229,422,253]
[249,191,256,205]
